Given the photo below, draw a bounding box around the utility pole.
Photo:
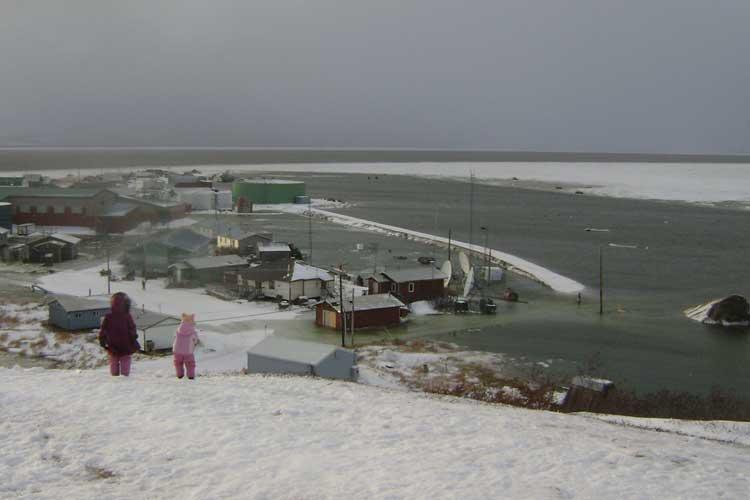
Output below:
[599,245,604,315]
[481,226,489,291]
[106,243,111,295]
[339,268,346,347]
[308,196,313,264]
[447,228,452,262]
[350,287,356,347]
[468,171,475,266]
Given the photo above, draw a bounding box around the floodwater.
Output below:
[257,171,750,396]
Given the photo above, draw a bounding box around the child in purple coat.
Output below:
[99,292,140,376]
[173,313,200,380]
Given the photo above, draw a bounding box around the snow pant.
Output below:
[109,354,132,377]
[174,353,196,379]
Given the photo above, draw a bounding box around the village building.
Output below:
[257,242,292,262]
[216,227,272,256]
[263,261,334,301]
[47,295,111,331]
[0,227,8,246]
[246,337,357,381]
[0,176,24,187]
[124,228,212,277]
[28,233,81,264]
[169,254,248,287]
[365,267,448,303]
[131,309,181,352]
[0,187,186,233]
[316,293,405,330]
[0,240,29,262]
[232,262,289,298]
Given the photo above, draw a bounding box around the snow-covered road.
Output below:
[2,367,748,499]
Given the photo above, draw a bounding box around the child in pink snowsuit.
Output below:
[173,313,199,379]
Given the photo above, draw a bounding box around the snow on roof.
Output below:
[180,255,247,270]
[290,262,334,282]
[130,309,180,330]
[247,336,340,366]
[258,242,291,253]
[49,233,81,245]
[48,295,111,313]
[327,293,405,313]
[381,267,448,283]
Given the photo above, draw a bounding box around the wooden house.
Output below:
[366,267,448,304]
[316,293,405,330]
[131,309,181,352]
[169,254,248,286]
[257,242,292,263]
[263,262,334,301]
[28,233,80,263]
[47,295,111,331]
[217,227,272,256]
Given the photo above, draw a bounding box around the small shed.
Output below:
[47,295,111,331]
[131,309,181,352]
[246,337,357,381]
[316,293,405,330]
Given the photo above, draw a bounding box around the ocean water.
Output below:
[294,172,750,395]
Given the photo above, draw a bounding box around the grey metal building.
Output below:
[47,295,111,331]
[246,337,357,381]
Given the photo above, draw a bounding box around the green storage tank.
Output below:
[232,179,306,205]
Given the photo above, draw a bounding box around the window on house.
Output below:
[390,282,397,292]
[408,282,415,293]
[75,313,82,318]
[64,206,72,216]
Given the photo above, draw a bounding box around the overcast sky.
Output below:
[1,1,749,153]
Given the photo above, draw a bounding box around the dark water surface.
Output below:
[290,172,750,395]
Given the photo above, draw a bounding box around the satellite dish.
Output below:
[463,267,475,298]
[459,251,470,274]
[441,260,453,287]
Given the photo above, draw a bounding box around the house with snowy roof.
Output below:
[252,261,334,301]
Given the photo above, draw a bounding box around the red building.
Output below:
[316,294,405,330]
[366,267,448,304]
[0,188,186,234]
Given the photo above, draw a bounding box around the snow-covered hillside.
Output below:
[2,367,748,499]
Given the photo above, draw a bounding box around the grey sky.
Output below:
[2,1,749,153]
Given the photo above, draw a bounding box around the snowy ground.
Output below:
[684,299,750,327]
[2,367,749,500]
[10,162,750,205]
[0,302,106,368]
[37,264,305,325]
[275,202,585,294]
